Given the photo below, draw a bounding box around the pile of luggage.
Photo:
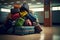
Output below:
[0,3,42,35]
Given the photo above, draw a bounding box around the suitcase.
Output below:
[20,11,28,17]
[35,24,42,33]
[15,18,25,26]
[0,25,7,34]
[26,13,36,22]
[21,3,29,12]
[20,6,29,13]
[4,19,16,32]
[14,4,20,8]
[11,13,20,20]
[15,26,35,35]
[11,8,20,14]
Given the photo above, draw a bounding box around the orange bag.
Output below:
[14,4,21,8]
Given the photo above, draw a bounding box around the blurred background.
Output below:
[0,0,60,26]
[0,0,60,40]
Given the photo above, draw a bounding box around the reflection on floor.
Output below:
[0,26,60,40]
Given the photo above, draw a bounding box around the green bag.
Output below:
[15,18,25,26]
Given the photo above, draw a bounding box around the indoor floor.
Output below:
[0,25,60,40]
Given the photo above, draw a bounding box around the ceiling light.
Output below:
[31,0,35,1]
[10,2,14,4]
[36,2,41,4]
[30,8,44,12]
[52,7,60,11]
[4,3,8,4]
[28,3,31,5]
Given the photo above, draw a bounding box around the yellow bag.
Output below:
[20,11,28,17]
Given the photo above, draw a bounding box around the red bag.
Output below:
[11,13,20,20]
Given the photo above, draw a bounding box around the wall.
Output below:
[52,11,60,25]
[0,12,9,24]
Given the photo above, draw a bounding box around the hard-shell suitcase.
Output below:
[26,13,36,22]
[15,26,35,35]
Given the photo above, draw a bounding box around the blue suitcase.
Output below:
[0,25,7,34]
[4,19,16,33]
[26,13,36,22]
[11,8,20,14]
[15,26,35,35]
[21,3,29,12]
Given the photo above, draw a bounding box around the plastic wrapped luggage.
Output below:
[15,26,35,35]
[15,18,25,26]
[11,13,20,20]
[11,8,20,14]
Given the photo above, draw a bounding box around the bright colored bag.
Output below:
[11,13,20,20]
[15,18,25,26]
[20,11,28,17]
[11,8,20,14]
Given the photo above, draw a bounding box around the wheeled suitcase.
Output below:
[26,13,36,22]
[15,26,35,35]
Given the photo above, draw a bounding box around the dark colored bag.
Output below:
[21,2,29,12]
[35,24,42,33]
[4,19,16,32]
[26,13,36,22]
[11,8,20,14]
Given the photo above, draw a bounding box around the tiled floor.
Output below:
[0,26,60,40]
